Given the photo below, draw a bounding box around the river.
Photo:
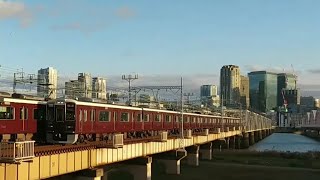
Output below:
[249,133,320,152]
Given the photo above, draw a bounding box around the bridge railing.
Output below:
[241,110,272,132]
[0,141,35,163]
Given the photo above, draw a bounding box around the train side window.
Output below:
[121,112,129,122]
[165,115,171,122]
[0,106,14,120]
[175,116,180,122]
[155,114,162,122]
[99,111,110,122]
[143,114,149,122]
[20,107,28,120]
[131,113,135,122]
[137,113,142,122]
[192,117,196,123]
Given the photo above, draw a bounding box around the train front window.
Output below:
[47,104,55,122]
[56,105,65,122]
[66,103,75,121]
[0,106,14,120]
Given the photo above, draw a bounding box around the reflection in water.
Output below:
[249,133,320,152]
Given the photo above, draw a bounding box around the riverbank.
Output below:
[211,150,320,169]
[152,160,320,180]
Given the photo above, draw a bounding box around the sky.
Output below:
[0,0,320,96]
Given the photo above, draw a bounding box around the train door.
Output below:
[90,109,96,133]
[78,108,83,134]
[19,105,28,134]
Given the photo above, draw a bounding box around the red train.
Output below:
[0,92,241,144]
[46,98,240,144]
[0,92,46,142]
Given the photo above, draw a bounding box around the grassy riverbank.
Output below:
[152,161,320,180]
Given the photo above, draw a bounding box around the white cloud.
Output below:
[115,6,136,19]
[0,1,33,27]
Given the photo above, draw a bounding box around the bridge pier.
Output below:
[254,131,259,142]
[249,132,255,145]
[262,130,266,138]
[229,136,236,149]
[77,168,104,180]
[235,135,242,149]
[223,138,230,149]
[200,143,212,160]
[156,150,186,175]
[241,133,250,149]
[106,157,152,180]
[186,145,199,166]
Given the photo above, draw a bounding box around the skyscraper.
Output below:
[92,77,107,100]
[37,67,58,99]
[200,85,220,107]
[65,73,92,99]
[200,85,218,97]
[220,65,241,106]
[277,73,297,106]
[240,75,250,109]
[248,71,278,112]
[78,73,92,98]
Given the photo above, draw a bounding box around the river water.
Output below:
[249,133,320,152]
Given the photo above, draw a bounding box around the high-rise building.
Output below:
[248,71,278,112]
[78,73,92,98]
[200,85,218,97]
[92,77,107,100]
[277,73,296,106]
[283,89,300,113]
[65,73,92,99]
[300,96,316,113]
[240,76,250,109]
[37,67,58,99]
[220,65,241,106]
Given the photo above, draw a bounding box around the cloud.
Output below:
[49,5,135,34]
[0,1,34,28]
[307,68,320,74]
[115,6,136,19]
[51,22,108,34]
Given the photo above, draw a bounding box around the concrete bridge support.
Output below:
[157,150,187,175]
[223,138,230,149]
[249,132,255,145]
[258,131,263,141]
[235,135,242,149]
[77,168,104,180]
[262,130,266,138]
[241,133,250,149]
[229,136,236,149]
[200,143,212,160]
[186,146,199,166]
[105,157,152,180]
[254,131,259,142]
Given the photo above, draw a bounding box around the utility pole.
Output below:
[122,74,138,105]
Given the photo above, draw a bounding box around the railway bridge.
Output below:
[0,112,274,180]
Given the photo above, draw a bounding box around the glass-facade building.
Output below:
[248,71,278,112]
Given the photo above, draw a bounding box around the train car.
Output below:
[46,97,242,144]
[0,92,46,142]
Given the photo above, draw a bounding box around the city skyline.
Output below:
[1,0,320,97]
